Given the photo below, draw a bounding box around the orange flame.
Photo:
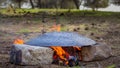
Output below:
[51,46,69,64]
[73,46,81,51]
[51,24,61,32]
[51,46,82,65]
[14,38,24,44]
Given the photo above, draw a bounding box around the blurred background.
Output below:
[0,0,120,12]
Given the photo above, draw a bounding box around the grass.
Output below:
[19,28,31,33]
[106,64,116,68]
[61,26,68,31]
[0,8,120,17]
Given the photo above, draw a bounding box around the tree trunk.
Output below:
[73,0,79,9]
[29,0,34,9]
[18,1,21,8]
[37,0,41,8]
[60,0,64,8]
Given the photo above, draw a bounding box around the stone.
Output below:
[10,44,54,65]
[81,43,113,61]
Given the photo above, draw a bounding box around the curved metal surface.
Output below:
[25,32,96,47]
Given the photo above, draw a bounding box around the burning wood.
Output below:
[51,46,82,66]
[51,46,69,65]
[73,46,82,60]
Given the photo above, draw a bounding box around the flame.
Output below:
[51,24,61,32]
[73,46,81,51]
[14,38,24,44]
[73,46,82,60]
[51,46,82,65]
[51,46,69,64]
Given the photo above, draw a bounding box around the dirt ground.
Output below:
[0,15,120,68]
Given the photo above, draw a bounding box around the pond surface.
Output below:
[80,0,120,12]
[80,4,120,12]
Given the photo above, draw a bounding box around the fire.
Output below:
[51,24,61,32]
[73,46,82,60]
[73,46,81,51]
[51,46,82,65]
[51,46,69,65]
[14,38,24,44]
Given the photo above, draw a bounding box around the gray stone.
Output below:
[10,44,54,65]
[81,43,113,61]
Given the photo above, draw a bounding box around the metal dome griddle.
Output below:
[25,32,96,47]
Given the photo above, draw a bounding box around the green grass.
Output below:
[0,8,120,17]
[106,64,116,68]
[61,26,68,31]
[18,28,31,33]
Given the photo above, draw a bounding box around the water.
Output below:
[80,0,120,12]
[80,4,120,12]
